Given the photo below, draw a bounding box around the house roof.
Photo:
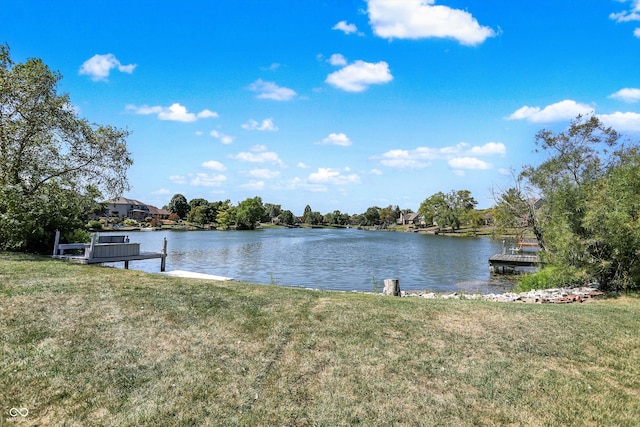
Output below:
[147,205,170,216]
[104,197,148,206]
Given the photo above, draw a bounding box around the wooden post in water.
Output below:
[160,237,167,272]
[383,278,401,296]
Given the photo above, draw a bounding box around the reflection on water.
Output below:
[102,228,516,293]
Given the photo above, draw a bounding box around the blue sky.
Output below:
[3,0,640,215]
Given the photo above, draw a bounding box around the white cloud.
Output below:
[448,157,492,170]
[332,20,358,35]
[197,109,219,119]
[127,103,218,122]
[246,169,281,179]
[230,146,284,166]
[610,88,640,103]
[248,79,297,101]
[378,149,432,168]
[317,132,352,146]
[469,142,506,156]
[326,60,392,92]
[239,180,265,191]
[190,173,227,187]
[308,168,360,185]
[376,142,505,169]
[610,0,640,22]
[297,162,311,169]
[610,11,640,22]
[507,100,593,123]
[366,0,496,46]
[260,63,281,71]
[285,177,328,193]
[152,188,171,195]
[210,130,235,144]
[369,169,383,175]
[610,1,640,37]
[597,111,640,133]
[242,118,278,131]
[328,53,348,66]
[79,53,137,81]
[202,160,226,171]
[169,175,186,185]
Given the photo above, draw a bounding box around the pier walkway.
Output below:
[489,253,541,274]
[53,231,167,271]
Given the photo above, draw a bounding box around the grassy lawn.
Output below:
[1,253,639,426]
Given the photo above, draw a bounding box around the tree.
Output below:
[187,205,208,226]
[215,200,236,230]
[280,209,295,226]
[0,46,132,252]
[509,115,640,291]
[363,206,381,226]
[167,194,189,219]
[379,205,397,226]
[306,211,323,226]
[263,203,282,222]
[236,196,265,230]
[302,205,312,224]
[419,190,477,231]
[189,198,208,210]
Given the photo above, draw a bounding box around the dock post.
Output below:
[53,230,61,256]
[124,260,129,269]
[160,237,167,272]
[88,233,98,259]
[383,278,401,296]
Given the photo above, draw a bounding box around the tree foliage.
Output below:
[0,46,132,252]
[236,196,265,230]
[167,194,189,219]
[505,115,640,291]
[419,190,477,231]
[279,210,295,226]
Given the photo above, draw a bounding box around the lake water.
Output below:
[101,228,516,293]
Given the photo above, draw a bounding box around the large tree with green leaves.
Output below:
[167,194,189,219]
[505,115,640,290]
[419,190,477,231]
[236,196,265,230]
[0,46,132,252]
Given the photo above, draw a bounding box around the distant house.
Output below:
[103,197,170,221]
[397,212,426,227]
[147,205,171,220]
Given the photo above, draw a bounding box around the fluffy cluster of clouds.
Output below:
[79,53,136,81]
[610,0,640,38]
[79,1,640,202]
[126,103,218,123]
[508,98,640,133]
[366,0,495,45]
[376,142,506,176]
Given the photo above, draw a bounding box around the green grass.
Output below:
[1,253,639,426]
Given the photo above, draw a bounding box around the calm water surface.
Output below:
[103,228,515,293]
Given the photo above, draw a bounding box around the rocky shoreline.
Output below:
[402,285,605,304]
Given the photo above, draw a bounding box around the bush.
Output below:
[86,220,102,230]
[517,265,587,292]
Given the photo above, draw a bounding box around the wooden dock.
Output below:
[489,253,541,274]
[53,231,167,271]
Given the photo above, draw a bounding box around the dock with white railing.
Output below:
[52,231,167,271]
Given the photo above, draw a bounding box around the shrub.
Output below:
[517,265,587,292]
[86,220,102,230]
